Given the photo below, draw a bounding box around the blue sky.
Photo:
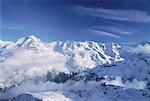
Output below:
[0,0,150,43]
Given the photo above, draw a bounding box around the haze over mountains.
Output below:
[0,35,150,101]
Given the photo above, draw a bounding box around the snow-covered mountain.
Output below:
[0,35,150,101]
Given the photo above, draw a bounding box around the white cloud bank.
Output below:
[133,45,150,54]
[0,49,69,89]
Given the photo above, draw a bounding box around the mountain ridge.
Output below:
[0,35,150,101]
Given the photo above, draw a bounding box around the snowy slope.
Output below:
[0,36,150,101]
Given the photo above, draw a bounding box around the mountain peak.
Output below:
[25,35,40,41]
[15,35,45,49]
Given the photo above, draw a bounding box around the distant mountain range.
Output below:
[0,35,150,101]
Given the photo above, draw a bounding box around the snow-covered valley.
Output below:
[0,35,150,101]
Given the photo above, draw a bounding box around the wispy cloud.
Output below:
[93,25,132,35]
[87,28,122,39]
[82,24,136,39]
[77,7,150,23]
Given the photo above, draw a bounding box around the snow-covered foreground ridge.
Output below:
[0,35,150,101]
